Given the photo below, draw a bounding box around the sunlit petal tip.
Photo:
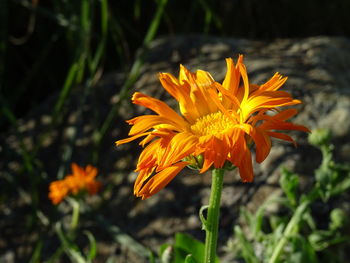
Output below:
[158,72,170,78]
[226,57,233,62]
[237,54,244,64]
[131,92,148,103]
[179,64,186,74]
[292,99,302,104]
[158,73,168,83]
[131,91,139,99]
[179,64,192,82]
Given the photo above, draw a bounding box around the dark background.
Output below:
[2,0,350,127]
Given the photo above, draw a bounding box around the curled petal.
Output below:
[128,115,180,135]
[136,162,188,199]
[159,133,197,170]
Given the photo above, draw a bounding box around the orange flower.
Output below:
[49,163,101,204]
[116,55,309,199]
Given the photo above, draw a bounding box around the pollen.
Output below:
[190,111,236,136]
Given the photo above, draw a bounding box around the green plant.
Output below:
[228,129,350,263]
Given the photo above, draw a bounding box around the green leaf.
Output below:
[55,223,87,263]
[173,233,219,263]
[240,206,254,231]
[96,216,150,259]
[330,170,350,196]
[148,251,156,263]
[29,239,43,263]
[289,234,318,263]
[234,226,259,263]
[184,254,197,263]
[329,208,348,231]
[280,168,300,206]
[159,243,173,263]
[84,231,97,261]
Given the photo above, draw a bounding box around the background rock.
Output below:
[1,35,350,262]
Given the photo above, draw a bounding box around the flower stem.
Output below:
[204,168,225,263]
[68,198,80,232]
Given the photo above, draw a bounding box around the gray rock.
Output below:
[2,35,350,262]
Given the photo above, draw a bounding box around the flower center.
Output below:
[190,111,235,136]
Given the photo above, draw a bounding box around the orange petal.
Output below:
[136,139,167,171]
[159,72,199,123]
[158,72,182,100]
[267,131,297,146]
[179,64,195,84]
[128,115,179,136]
[116,132,151,146]
[195,70,215,88]
[222,57,240,96]
[200,136,229,172]
[85,165,98,178]
[258,73,287,93]
[237,144,254,182]
[260,118,310,133]
[238,59,250,105]
[71,163,85,177]
[251,128,271,163]
[136,162,188,199]
[159,133,197,169]
[227,129,246,167]
[48,181,69,205]
[134,167,155,195]
[237,124,271,163]
[215,83,240,111]
[132,92,188,129]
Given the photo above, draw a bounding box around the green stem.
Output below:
[69,198,80,232]
[203,168,225,263]
[268,201,310,263]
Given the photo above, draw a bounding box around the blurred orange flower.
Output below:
[116,55,309,199]
[49,163,101,204]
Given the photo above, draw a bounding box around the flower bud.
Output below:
[308,128,331,147]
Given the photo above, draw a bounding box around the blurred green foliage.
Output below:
[226,129,350,263]
[2,0,350,125]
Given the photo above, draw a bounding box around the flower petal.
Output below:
[200,136,229,173]
[237,145,254,182]
[267,131,297,146]
[128,115,180,135]
[159,133,197,169]
[116,132,151,146]
[222,57,240,96]
[132,92,188,129]
[159,72,200,123]
[136,162,188,199]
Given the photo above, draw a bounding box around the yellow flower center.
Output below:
[190,111,235,136]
